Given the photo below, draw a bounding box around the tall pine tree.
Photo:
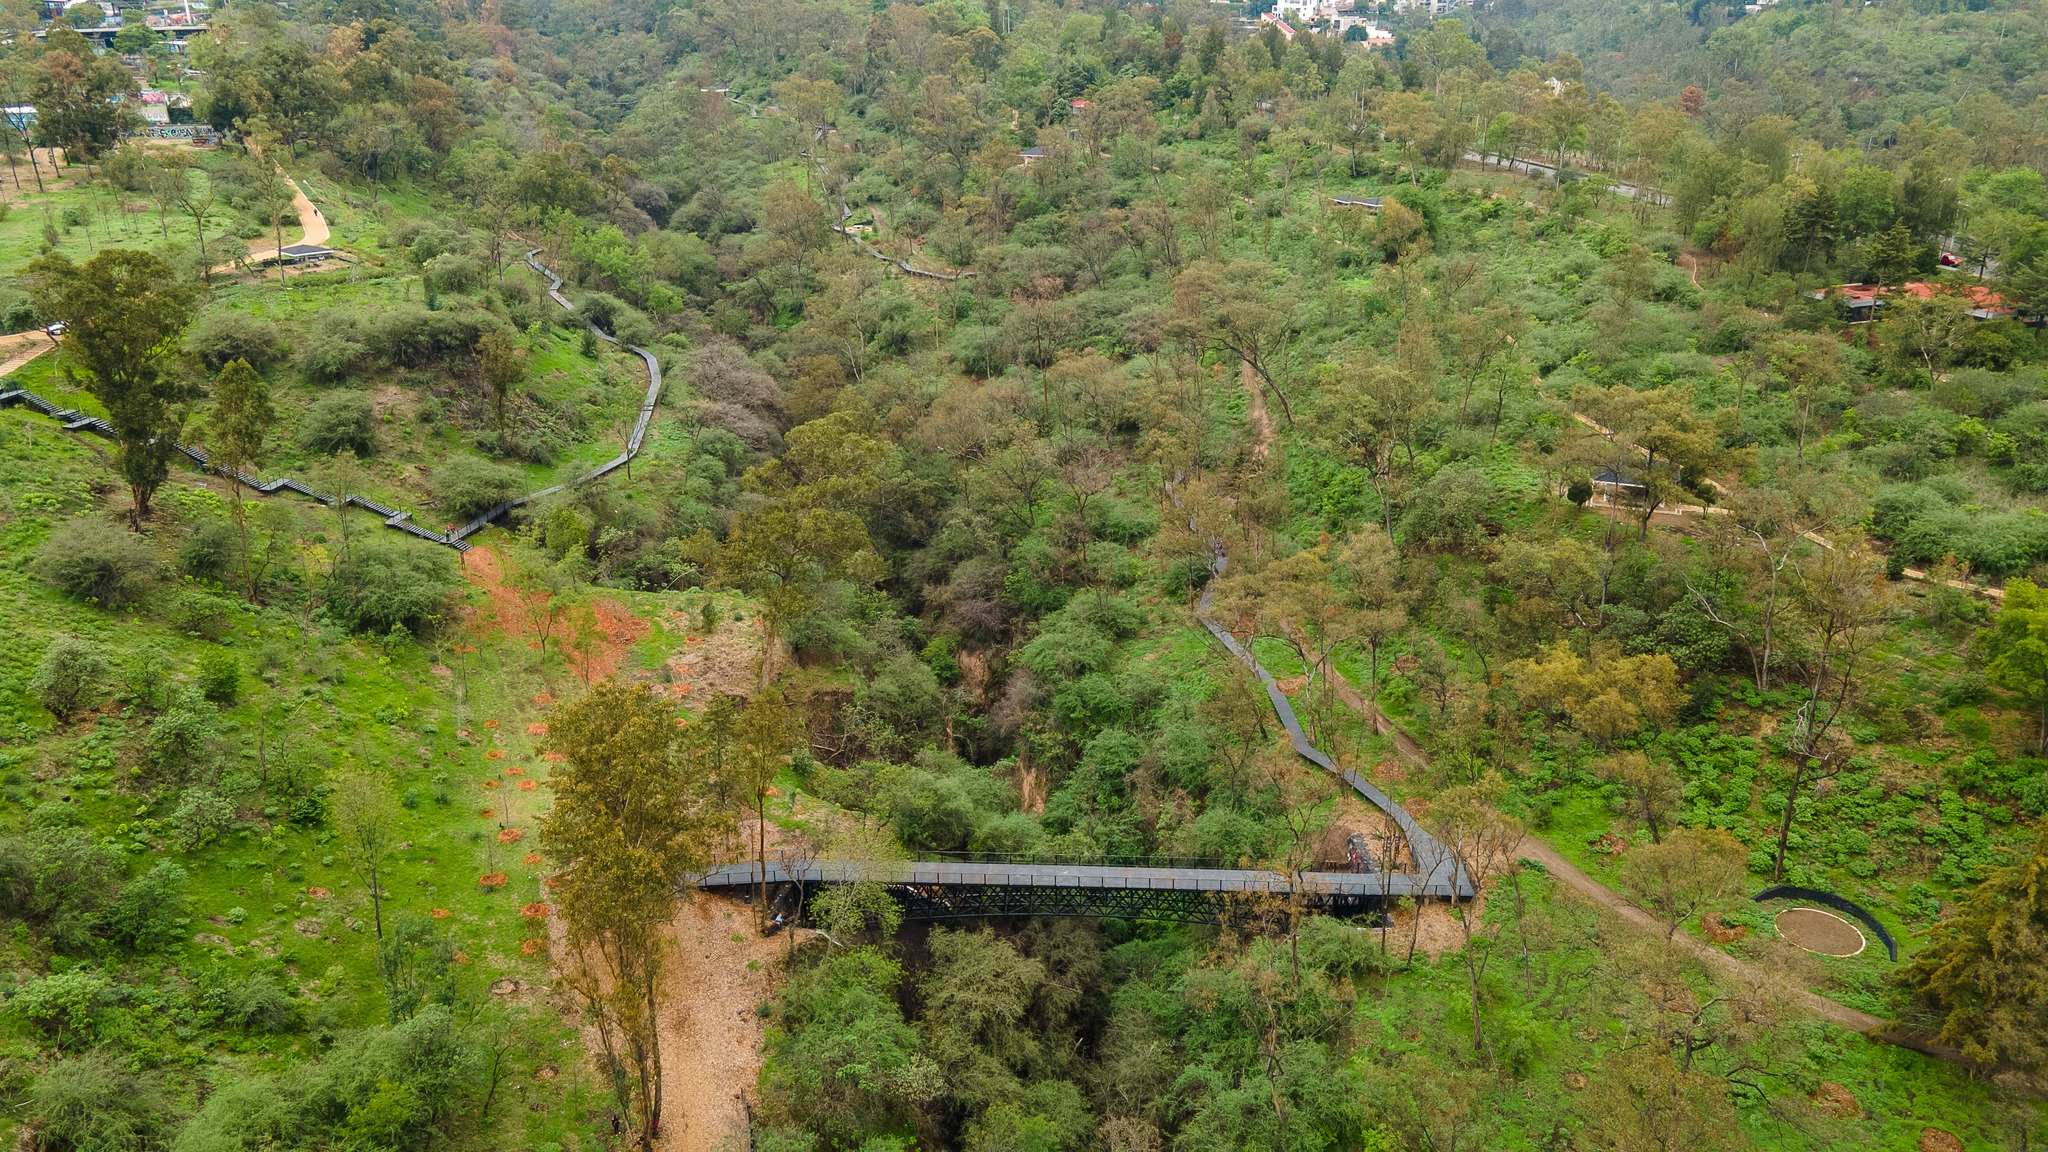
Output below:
[1910,819,2048,1081]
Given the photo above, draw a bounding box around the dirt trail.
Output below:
[1215,314,1954,1059]
[213,173,330,273]
[1240,360,1274,461]
[0,330,55,378]
[1320,664,1981,1062]
[1568,411,1999,599]
[1325,669,1429,767]
[659,894,790,1152]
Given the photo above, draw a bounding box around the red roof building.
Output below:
[1810,281,2019,322]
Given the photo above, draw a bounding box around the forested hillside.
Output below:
[0,0,2039,1148]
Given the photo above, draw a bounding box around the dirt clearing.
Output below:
[659,893,796,1152]
[664,610,770,707]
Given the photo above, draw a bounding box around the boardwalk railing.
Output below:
[696,565,1473,923]
[698,858,1447,924]
[804,127,973,282]
[0,249,663,554]
[697,489,1475,925]
[1194,554,1471,898]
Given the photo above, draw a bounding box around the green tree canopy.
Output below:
[27,249,200,526]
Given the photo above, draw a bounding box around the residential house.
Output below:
[1812,281,2025,324]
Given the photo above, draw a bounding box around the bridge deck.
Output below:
[697,860,1458,900]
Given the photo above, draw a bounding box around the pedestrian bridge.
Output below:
[697,560,1470,926]
[696,853,1465,925]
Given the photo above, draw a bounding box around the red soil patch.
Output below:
[521,938,547,955]
[1702,913,1749,944]
[460,546,518,634]
[484,719,500,730]
[521,902,550,921]
[453,950,470,964]
[567,598,652,682]
[523,853,543,865]
[526,723,548,736]
[486,749,506,760]
[542,752,566,762]
[1810,1082,1859,1119]
[1593,833,1631,855]
[430,908,451,918]
[498,828,525,843]
[1372,758,1406,784]
[1919,1129,1963,1152]
[482,779,501,790]
[478,872,508,890]
[518,779,538,791]
[504,767,525,777]
[306,887,331,900]
[479,808,496,818]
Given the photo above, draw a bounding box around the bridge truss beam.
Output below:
[771,881,1384,927]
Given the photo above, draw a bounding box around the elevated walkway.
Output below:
[0,249,664,552]
[698,857,1458,924]
[696,554,1469,926]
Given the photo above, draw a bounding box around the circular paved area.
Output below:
[1777,907,1867,957]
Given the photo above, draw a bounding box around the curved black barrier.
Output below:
[0,248,663,554]
[1752,885,1898,962]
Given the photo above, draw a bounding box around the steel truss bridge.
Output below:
[697,857,1459,925]
[697,560,1471,926]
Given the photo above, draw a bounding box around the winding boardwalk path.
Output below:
[0,249,663,552]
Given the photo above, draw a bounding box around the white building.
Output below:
[1330,14,1394,41]
[1273,0,1349,24]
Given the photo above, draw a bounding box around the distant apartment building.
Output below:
[1393,0,1465,15]
[1272,0,1345,24]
